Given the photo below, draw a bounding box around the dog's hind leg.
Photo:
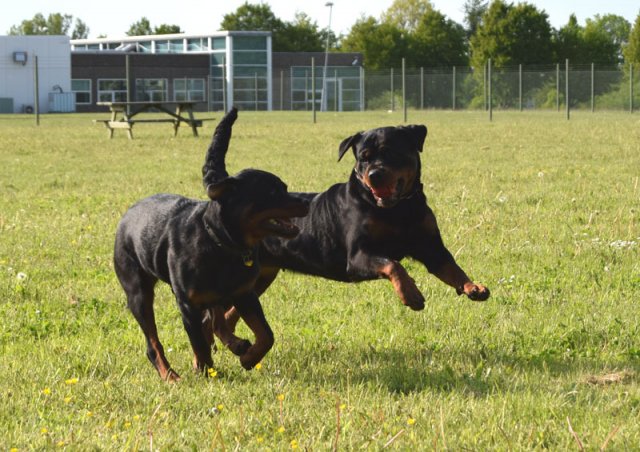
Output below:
[116,261,179,381]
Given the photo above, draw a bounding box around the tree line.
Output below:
[8,0,640,69]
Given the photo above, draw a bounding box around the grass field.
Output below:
[1,110,639,450]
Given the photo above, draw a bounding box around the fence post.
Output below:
[556,63,560,112]
[222,65,227,112]
[334,68,338,111]
[565,59,570,120]
[631,63,634,113]
[33,55,40,125]
[488,58,492,121]
[591,63,595,112]
[402,58,407,122]
[280,70,284,111]
[360,66,365,112]
[390,68,395,112]
[125,54,131,115]
[452,66,456,110]
[483,62,487,111]
[311,58,316,123]
[420,67,424,110]
[254,72,258,111]
[519,64,522,111]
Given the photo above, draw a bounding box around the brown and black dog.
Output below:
[113,108,308,381]
[220,123,489,335]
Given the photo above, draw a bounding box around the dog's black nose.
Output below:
[368,168,386,187]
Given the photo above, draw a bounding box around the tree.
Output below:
[220,2,284,33]
[463,0,488,39]
[624,12,640,64]
[381,0,434,33]
[8,12,89,38]
[342,17,407,70]
[154,24,182,35]
[71,19,90,39]
[583,14,630,65]
[554,14,629,65]
[470,0,553,68]
[126,17,181,36]
[127,17,153,36]
[277,12,325,52]
[554,14,585,62]
[409,8,468,67]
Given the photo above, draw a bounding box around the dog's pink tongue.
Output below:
[371,186,394,199]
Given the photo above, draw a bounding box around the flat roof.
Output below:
[71,31,271,46]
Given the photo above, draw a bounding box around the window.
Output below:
[174,78,205,102]
[135,79,167,101]
[71,79,91,104]
[97,79,127,102]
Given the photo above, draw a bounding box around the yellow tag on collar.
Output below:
[243,256,254,267]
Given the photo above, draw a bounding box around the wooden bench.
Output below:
[93,118,214,139]
[94,101,214,139]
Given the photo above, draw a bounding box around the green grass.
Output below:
[1,111,639,450]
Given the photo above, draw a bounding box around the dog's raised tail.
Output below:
[202,107,238,189]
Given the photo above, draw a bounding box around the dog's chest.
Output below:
[184,262,260,308]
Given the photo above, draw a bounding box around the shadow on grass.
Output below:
[289,344,640,396]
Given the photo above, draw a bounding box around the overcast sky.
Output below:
[1,1,638,39]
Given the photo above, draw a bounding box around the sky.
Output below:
[1,0,639,39]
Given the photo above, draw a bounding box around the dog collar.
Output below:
[203,219,255,267]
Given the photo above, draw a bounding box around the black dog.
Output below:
[221,123,489,336]
[114,108,308,381]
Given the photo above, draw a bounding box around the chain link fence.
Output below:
[256,62,638,113]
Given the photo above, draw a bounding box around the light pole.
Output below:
[321,2,333,112]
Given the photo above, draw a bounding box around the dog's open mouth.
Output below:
[369,179,404,207]
[261,217,300,238]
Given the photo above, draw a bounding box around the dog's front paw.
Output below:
[228,338,252,356]
[460,283,490,301]
[240,354,259,370]
[401,284,426,311]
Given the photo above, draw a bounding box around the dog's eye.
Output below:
[360,149,373,160]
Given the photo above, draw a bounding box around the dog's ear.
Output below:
[207,177,237,200]
[404,125,428,152]
[338,132,362,161]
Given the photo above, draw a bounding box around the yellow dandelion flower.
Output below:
[10,448,18,452]
[86,411,94,417]
[64,396,72,404]
[217,404,224,412]
[124,421,132,429]
[290,439,299,449]
[65,377,79,385]
[41,427,48,434]
[42,388,51,395]
[407,417,416,426]
[207,368,218,378]
[277,394,285,401]
[57,441,65,447]
[277,426,285,433]
[255,362,262,370]
[133,415,140,421]
[339,403,346,410]
[256,436,264,443]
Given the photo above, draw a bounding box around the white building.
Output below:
[0,35,73,113]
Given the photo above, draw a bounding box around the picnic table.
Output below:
[95,101,213,139]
